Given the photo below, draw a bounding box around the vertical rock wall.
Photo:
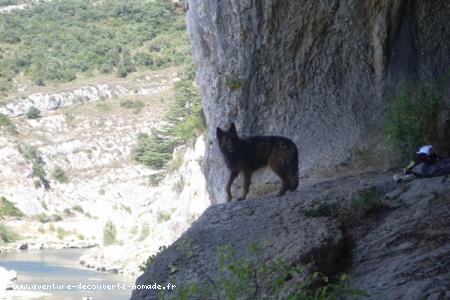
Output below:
[187,0,450,202]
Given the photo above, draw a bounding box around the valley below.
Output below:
[0,66,210,279]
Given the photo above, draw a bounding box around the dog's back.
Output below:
[239,135,299,190]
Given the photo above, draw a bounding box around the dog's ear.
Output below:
[229,123,237,136]
[216,127,224,140]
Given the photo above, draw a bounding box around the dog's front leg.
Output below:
[226,169,239,202]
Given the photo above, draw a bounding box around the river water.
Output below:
[0,249,134,300]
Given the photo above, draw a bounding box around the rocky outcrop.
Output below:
[132,173,450,299]
[187,0,450,202]
[0,267,17,291]
[0,70,175,117]
[348,177,450,299]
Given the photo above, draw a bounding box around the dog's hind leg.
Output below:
[237,171,252,201]
[275,172,289,196]
[268,155,289,197]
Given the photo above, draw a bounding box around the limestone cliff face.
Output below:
[187,0,450,202]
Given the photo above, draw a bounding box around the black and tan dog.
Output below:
[216,123,299,201]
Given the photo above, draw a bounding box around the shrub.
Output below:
[304,187,386,228]
[171,243,367,299]
[172,177,185,194]
[120,99,145,114]
[37,213,50,223]
[157,211,171,223]
[139,245,168,272]
[26,106,41,119]
[0,196,23,218]
[121,204,132,214]
[40,200,48,210]
[0,113,18,134]
[71,205,83,213]
[52,166,69,183]
[56,227,69,240]
[96,101,112,112]
[385,83,450,158]
[50,214,62,222]
[148,172,164,187]
[103,220,117,246]
[0,224,20,242]
[63,208,74,217]
[18,143,46,181]
[138,223,150,241]
[133,130,176,169]
[130,225,138,236]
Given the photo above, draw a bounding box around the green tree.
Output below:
[103,220,117,246]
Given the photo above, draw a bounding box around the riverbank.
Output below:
[0,248,134,300]
[0,240,97,253]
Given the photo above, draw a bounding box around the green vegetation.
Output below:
[148,172,164,187]
[304,187,385,228]
[0,1,19,7]
[0,113,18,135]
[133,63,205,170]
[157,211,171,223]
[63,208,74,217]
[120,99,145,114]
[26,106,41,119]
[121,204,132,214]
[134,130,175,169]
[0,0,189,95]
[17,143,46,182]
[37,213,50,223]
[95,101,113,112]
[0,224,20,242]
[36,213,62,223]
[56,226,69,240]
[0,196,23,218]
[139,245,167,272]
[172,177,185,194]
[385,82,450,158]
[225,74,242,90]
[40,200,48,210]
[103,220,117,246]
[51,166,69,183]
[130,225,138,236]
[138,223,150,241]
[173,243,367,300]
[71,205,83,213]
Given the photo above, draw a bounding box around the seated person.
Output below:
[403,145,450,178]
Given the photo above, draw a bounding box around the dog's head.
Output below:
[216,123,239,153]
